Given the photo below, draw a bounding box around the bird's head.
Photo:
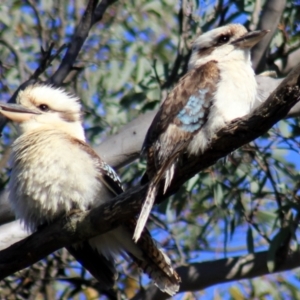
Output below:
[188,24,269,69]
[0,84,85,140]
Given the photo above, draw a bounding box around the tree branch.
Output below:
[252,0,287,71]
[48,0,116,86]
[93,0,118,23]
[0,39,27,82]
[1,62,300,278]
[0,186,145,280]
[130,250,300,300]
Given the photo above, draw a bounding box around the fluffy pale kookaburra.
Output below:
[0,84,180,295]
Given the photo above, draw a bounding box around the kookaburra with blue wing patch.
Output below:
[0,84,180,295]
[133,24,269,241]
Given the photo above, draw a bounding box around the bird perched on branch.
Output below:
[0,84,180,295]
[134,24,269,241]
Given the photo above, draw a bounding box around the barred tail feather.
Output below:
[135,155,179,242]
[127,220,181,295]
[133,180,157,242]
[139,254,181,296]
[164,164,175,193]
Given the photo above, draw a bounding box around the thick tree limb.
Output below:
[130,250,300,300]
[0,186,145,280]
[252,0,287,72]
[1,63,300,279]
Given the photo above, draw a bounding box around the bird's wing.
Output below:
[95,159,124,195]
[75,139,124,195]
[143,60,220,173]
[135,61,220,242]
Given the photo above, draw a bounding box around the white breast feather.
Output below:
[9,129,102,231]
[188,51,257,155]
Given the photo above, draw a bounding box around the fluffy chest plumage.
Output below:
[188,60,257,154]
[9,129,104,231]
[214,60,257,120]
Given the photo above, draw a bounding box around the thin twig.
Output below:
[0,39,27,82]
[48,0,116,86]
[24,0,45,47]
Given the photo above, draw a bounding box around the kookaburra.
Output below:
[134,24,269,241]
[0,84,180,294]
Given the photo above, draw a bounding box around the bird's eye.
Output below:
[217,34,230,44]
[38,104,49,112]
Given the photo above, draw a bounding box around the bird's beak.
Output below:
[232,29,270,49]
[0,103,41,123]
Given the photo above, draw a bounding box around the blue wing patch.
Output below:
[177,88,210,132]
